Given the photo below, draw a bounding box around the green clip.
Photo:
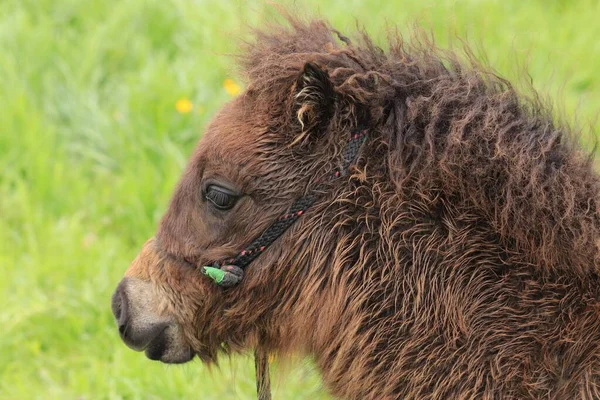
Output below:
[202,266,225,284]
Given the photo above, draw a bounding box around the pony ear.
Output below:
[291,62,335,146]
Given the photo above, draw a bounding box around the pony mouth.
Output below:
[142,326,169,359]
[143,327,196,364]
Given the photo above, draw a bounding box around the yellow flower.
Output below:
[223,79,241,96]
[176,97,193,114]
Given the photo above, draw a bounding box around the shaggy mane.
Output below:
[239,16,600,277]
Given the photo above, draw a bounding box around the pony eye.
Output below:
[204,185,238,210]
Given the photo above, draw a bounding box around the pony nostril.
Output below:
[112,294,122,321]
[111,280,129,330]
[111,277,170,353]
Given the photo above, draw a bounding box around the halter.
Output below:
[201,126,367,400]
[201,126,368,287]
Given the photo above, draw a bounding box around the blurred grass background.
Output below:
[0,0,598,399]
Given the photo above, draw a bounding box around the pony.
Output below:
[112,16,600,399]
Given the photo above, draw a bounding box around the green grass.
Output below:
[1,0,598,399]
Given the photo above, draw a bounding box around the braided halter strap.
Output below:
[202,127,368,288]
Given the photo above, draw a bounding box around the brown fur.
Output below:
[122,16,600,399]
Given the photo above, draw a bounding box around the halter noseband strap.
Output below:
[201,126,368,287]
